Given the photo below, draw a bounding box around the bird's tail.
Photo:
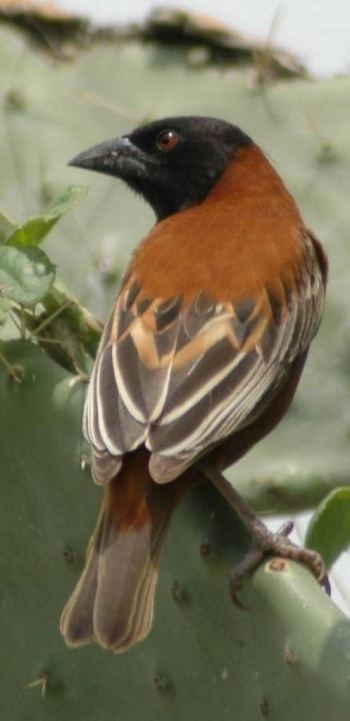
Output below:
[60,450,185,652]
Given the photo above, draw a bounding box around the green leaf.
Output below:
[6,185,87,248]
[0,246,55,307]
[305,487,350,568]
[45,184,88,217]
[0,211,16,245]
[7,216,56,248]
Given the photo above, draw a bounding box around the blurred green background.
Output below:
[1,9,350,721]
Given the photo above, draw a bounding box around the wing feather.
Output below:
[84,231,326,485]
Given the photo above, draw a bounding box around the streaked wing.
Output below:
[84,231,325,485]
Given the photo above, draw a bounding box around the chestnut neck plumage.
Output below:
[131,145,305,304]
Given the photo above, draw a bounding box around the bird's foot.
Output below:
[198,463,330,605]
[229,518,330,607]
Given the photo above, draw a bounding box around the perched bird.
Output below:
[60,116,328,653]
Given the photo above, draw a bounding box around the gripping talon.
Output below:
[228,527,327,609]
[228,545,264,609]
[200,466,328,605]
[321,574,331,597]
[277,520,294,537]
[229,579,247,609]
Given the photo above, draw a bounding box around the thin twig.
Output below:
[32,299,72,336]
[0,350,22,382]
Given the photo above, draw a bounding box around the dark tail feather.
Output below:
[60,452,184,652]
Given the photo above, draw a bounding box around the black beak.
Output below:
[68,136,150,179]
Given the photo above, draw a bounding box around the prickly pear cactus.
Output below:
[1,13,350,721]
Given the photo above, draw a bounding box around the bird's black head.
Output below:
[69,116,252,220]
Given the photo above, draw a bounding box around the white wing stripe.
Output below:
[112,339,147,423]
[160,350,246,425]
[95,354,125,456]
[84,365,105,451]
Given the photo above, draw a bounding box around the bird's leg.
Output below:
[199,462,328,606]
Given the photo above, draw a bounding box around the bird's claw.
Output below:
[228,545,265,609]
[228,518,330,607]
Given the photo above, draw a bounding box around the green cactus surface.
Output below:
[1,17,350,721]
[1,339,350,721]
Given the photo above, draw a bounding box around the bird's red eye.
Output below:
[156,130,179,152]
